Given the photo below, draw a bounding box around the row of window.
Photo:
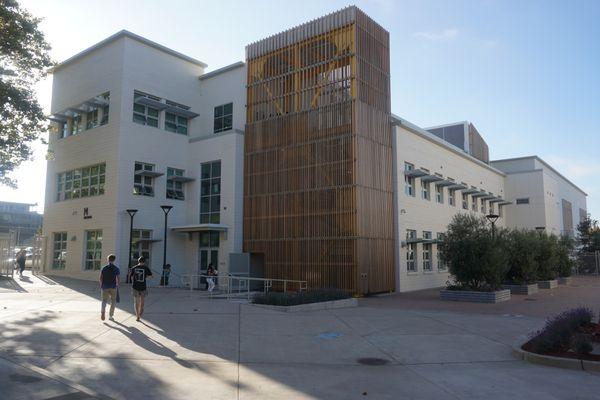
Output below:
[56,163,106,202]
[132,90,233,135]
[52,229,152,271]
[57,93,110,138]
[404,162,503,217]
[406,230,447,273]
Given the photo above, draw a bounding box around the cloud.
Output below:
[413,28,459,41]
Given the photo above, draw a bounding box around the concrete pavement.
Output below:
[1,272,599,399]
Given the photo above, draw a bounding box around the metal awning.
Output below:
[447,183,467,191]
[133,239,162,245]
[498,200,513,206]
[168,176,195,183]
[164,105,199,119]
[48,94,108,122]
[171,224,229,233]
[488,197,505,203]
[435,180,456,187]
[421,174,443,183]
[134,96,168,110]
[480,194,496,201]
[48,114,68,122]
[135,170,164,178]
[461,188,479,195]
[404,169,428,178]
[471,191,489,198]
[404,238,441,245]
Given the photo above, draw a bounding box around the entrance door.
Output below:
[197,231,220,289]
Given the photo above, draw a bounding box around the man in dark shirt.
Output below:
[99,254,120,321]
[129,256,152,322]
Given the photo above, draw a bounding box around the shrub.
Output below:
[252,289,350,306]
[557,235,575,278]
[534,232,559,280]
[506,230,539,284]
[529,307,594,353]
[439,214,509,291]
[571,334,593,355]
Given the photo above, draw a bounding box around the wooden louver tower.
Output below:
[243,6,394,294]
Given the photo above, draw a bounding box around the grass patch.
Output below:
[252,289,351,306]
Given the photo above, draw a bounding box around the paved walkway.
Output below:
[1,272,599,399]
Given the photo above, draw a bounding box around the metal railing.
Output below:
[0,231,16,278]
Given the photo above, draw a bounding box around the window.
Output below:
[471,189,478,211]
[52,232,67,269]
[84,230,102,270]
[404,163,415,197]
[60,122,69,138]
[56,163,106,201]
[516,198,530,205]
[489,202,495,215]
[133,92,160,127]
[437,232,447,271]
[131,229,152,266]
[167,167,185,200]
[481,198,486,214]
[421,181,430,200]
[449,189,455,206]
[134,162,155,196]
[214,103,233,133]
[86,109,98,129]
[72,113,82,135]
[165,112,188,135]
[200,161,221,223]
[498,204,503,218]
[100,93,110,125]
[462,192,468,210]
[423,231,432,272]
[406,229,417,273]
[435,185,443,204]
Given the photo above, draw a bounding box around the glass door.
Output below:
[197,231,219,289]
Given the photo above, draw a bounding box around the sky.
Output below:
[2,0,600,216]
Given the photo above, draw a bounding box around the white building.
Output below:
[42,22,588,292]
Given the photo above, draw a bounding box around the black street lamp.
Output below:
[126,209,138,283]
[485,213,499,239]
[160,205,173,273]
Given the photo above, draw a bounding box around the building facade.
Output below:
[0,202,43,246]
[42,6,587,292]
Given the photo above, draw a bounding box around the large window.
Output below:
[133,92,160,127]
[421,181,430,201]
[72,113,83,135]
[84,230,102,270]
[404,163,415,197]
[214,103,233,133]
[100,93,110,125]
[52,232,67,269]
[134,162,156,196]
[448,189,455,206]
[56,163,106,202]
[480,198,486,214]
[435,185,443,204]
[462,192,468,210]
[516,198,530,205]
[166,167,185,200]
[165,112,188,135]
[471,188,478,211]
[131,229,152,266]
[200,161,221,223]
[423,231,432,272]
[406,229,417,273]
[437,232,447,271]
[86,109,98,130]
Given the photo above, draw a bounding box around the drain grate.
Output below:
[357,357,389,366]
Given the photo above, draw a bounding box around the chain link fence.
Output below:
[575,251,599,275]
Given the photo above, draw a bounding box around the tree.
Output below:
[0,0,52,187]
[576,214,600,253]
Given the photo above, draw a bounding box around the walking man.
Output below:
[129,256,152,322]
[99,254,120,321]
[16,249,26,277]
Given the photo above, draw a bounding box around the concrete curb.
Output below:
[439,289,511,303]
[0,353,112,399]
[512,343,600,371]
[537,279,558,289]
[250,297,358,312]
[502,283,539,295]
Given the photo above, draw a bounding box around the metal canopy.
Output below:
[171,223,229,233]
[461,188,479,195]
[134,96,168,110]
[404,169,428,178]
[481,194,496,201]
[488,197,506,203]
[48,114,68,122]
[447,183,467,191]
[471,191,489,198]
[133,238,162,244]
[498,200,513,206]
[168,176,195,183]
[135,170,164,178]
[435,180,456,187]
[165,105,199,119]
[421,174,443,183]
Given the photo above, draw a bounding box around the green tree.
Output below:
[0,0,52,187]
[506,230,539,284]
[576,214,599,252]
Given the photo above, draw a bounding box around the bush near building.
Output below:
[527,307,595,354]
[506,230,539,284]
[535,232,560,280]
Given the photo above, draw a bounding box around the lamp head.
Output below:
[485,213,499,224]
[126,209,138,217]
[160,205,173,214]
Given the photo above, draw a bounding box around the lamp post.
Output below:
[126,209,138,283]
[485,213,499,239]
[160,205,173,274]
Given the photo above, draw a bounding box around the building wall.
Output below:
[394,124,506,292]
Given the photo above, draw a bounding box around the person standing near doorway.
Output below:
[16,249,26,277]
[207,263,218,292]
[99,254,120,321]
[129,256,152,322]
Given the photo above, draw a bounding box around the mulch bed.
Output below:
[522,323,600,362]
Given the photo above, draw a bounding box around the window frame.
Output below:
[404,162,415,197]
[56,163,106,202]
[406,229,417,273]
[52,232,68,270]
[423,231,432,272]
[165,112,188,135]
[213,103,233,133]
[134,162,155,197]
[166,167,185,200]
[83,230,103,270]
[200,161,222,223]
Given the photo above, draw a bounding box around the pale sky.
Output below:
[2,0,599,217]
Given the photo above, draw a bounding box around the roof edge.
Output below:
[49,30,208,73]
[199,61,245,80]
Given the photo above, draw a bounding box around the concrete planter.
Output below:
[251,297,358,313]
[439,289,511,303]
[502,283,539,295]
[558,276,572,285]
[537,279,558,289]
[513,344,600,372]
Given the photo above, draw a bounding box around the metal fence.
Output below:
[0,231,16,278]
[31,235,47,275]
[576,251,599,275]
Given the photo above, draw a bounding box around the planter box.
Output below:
[537,279,558,289]
[502,283,539,295]
[439,289,511,303]
[251,297,358,313]
[558,276,572,285]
